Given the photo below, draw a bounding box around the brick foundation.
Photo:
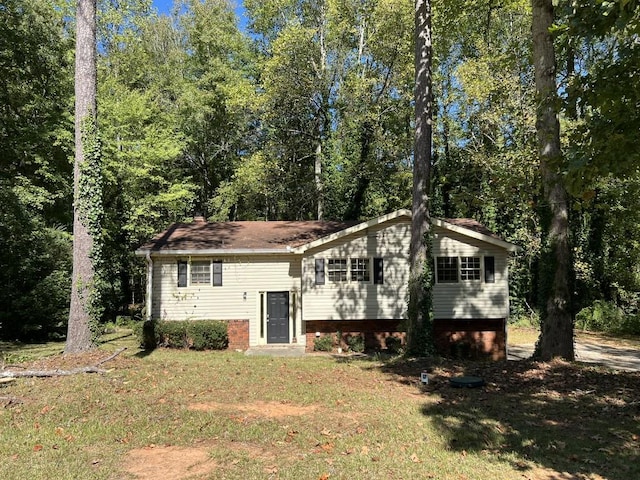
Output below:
[226,319,250,351]
[304,319,405,353]
[433,318,506,360]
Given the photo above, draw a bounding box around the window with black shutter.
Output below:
[373,258,384,284]
[484,256,495,283]
[315,258,325,285]
[177,261,188,287]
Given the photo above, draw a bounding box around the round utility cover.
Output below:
[449,376,485,388]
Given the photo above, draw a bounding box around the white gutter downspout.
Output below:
[145,252,153,322]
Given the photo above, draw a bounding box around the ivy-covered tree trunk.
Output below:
[66,0,98,353]
[407,0,434,355]
[531,0,574,361]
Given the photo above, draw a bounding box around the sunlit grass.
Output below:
[1,333,638,480]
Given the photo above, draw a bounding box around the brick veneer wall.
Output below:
[226,319,249,350]
[305,319,405,353]
[433,318,506,360]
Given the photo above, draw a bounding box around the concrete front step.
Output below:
[244,345,306,357]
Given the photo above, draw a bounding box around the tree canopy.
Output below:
[1,0,639,345]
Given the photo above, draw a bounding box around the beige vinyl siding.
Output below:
[432,226,509,319]
[151,255,301,346]
[302,219,410,320]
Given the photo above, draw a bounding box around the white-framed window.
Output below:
[327,259,347,282]
[314,257,383,284]
[460,256,481,280]
[436,257,459,283]
[350,258,370,282]
[190,261,211,285]
[436,255,492,283]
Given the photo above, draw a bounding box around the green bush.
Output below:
[576,300,640,335]
[134,320,228,350]
[314,335,334,352]
[186,320,228,350]
[159,321,189,348]
[385,336,403,354]
[102,321,117,334]
[576,300,623,333]
[346,334,365,353]
[115,315,135,328]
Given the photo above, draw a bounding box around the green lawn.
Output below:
[1,332,638,480]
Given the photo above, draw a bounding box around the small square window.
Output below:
[191,261,211,285]
[436,257,458,283]
[460,257,481,281]
[350,258,370,282]
[327,259,347,282]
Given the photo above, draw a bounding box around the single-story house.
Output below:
[135,209,519,359]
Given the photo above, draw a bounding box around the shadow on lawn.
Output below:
[376,357,640,480]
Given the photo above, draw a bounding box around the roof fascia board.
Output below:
[292,208,412,253]
[433,218,520,252]
[135,248,293,257]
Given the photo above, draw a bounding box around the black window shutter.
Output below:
[373,258,384,284]
[177,261,188,287]
[315,258,325,285]
[484,256,495,283]
[213,261,223,286]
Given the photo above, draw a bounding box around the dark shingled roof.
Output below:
[137,215,503,253]
[139,219,359,252]
[442,218,502,240]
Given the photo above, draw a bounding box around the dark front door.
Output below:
[267,292,289,344]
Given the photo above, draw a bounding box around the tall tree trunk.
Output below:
[407,0,433,354]
[531,0,574,361]
[66,0,98,353]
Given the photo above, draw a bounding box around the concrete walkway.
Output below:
[508,342,640,371]
[244,345,306,357]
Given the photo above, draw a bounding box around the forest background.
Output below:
[1,0,638,341]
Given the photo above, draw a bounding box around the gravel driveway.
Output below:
[508,341,640,371]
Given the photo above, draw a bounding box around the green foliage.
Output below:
[346,333,365,353]
[133,319,160,350]
[77,115,105,342]
[0,0,73,341]
[186,320,228,350]
[385,335,403,354]
[134,320,228,350]
[0,188,72,340]
[576,301,640,336]
[313,335,334,352]
[407,231,435,356]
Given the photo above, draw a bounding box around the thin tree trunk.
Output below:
[531,0,574,361]
[407,0,433,354]
[66,0,98,353]
[315,1,327,221]
[315,142,324,220]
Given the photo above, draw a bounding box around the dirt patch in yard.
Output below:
[123,441,283,480]
[123,445,218,480]
[522,466,608,480]
[188,400,318,418]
